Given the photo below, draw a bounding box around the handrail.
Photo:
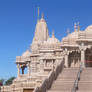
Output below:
[33,59,64,92]
[71,63,83,92]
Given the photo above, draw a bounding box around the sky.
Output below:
[0,0,92,79]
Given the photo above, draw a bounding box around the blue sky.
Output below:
[0,0,92,79]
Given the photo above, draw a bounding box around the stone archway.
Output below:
[85,48,92,67]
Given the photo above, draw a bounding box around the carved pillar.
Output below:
[17,64,20,77]
[40,59,44,73]
[64,48,69,67]
[27,62,31,77]
[81,49,85,67]
[80,43,86,68]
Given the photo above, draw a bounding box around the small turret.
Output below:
[52,30,55,38]
[77,22,80,32]
[74,22,80,32]
[74,23,77,32]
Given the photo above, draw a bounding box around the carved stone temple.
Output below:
[1,14,92,92]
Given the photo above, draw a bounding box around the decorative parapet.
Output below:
[16,56,31,63]
[79,43,87,51]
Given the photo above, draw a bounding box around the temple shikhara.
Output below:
[1,13,92,92]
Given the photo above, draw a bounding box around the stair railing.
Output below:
[33,58,64,92]
[71,62,83,92]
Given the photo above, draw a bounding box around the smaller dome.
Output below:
[46,32,60,44]
[67,31,79,39]
[85,25,92,31]
[47,37,59,44]
[22,50,31,57]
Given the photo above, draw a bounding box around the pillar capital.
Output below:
[79,42,87,51]
[17,63,20,68]
[64,48,69,55]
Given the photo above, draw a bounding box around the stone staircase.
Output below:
[47,68,79,92]
[77,68,92,92]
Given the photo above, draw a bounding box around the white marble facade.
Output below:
[1,14,92,92]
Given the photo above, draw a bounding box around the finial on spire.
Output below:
[67,28,70,35]
[41,13,44,19]
[77,22,80,31]
[37,7,40,21]
[52,30,55,38]
[74,23,77,32]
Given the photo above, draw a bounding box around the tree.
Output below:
[5,77,15,85]
[0,79,5,86]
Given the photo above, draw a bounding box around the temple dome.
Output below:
[85,25,92,31]
[61,31,79,45]
[22,50,31,57]
[46,32,60,44]
[67,31,79,39]
[47,37,59,44]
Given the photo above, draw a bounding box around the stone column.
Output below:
[80,43,86,68]
[17,64,20,77]
[40,59,44,73]
[27,62,31,77]
[64,48,69,67]
[81,49,85,68]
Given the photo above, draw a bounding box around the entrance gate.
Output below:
[23,89,34,92]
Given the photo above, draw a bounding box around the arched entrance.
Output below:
[85,48,92,67]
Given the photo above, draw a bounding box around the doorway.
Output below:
[23,89,34,92]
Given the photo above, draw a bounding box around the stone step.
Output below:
[77,68,92,91]
[48,91,70,92]
[47,68,78,92]
[54,80,75,83]
[56,79,76,81]
[77,91,92,92]
[51,87,72,91]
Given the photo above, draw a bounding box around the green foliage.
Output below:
[5,77,15,85]
[0,79,5,85]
